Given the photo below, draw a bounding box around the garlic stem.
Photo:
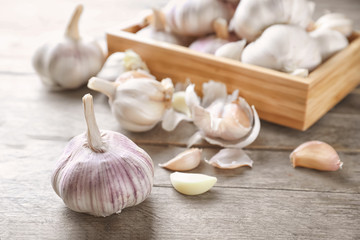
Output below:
[152,8,165,31]
[65,4,83,40]
[82,94,104,153]
[88,77,116,100]
[213,18,229,40]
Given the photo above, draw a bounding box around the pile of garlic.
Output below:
[133,0,353,77]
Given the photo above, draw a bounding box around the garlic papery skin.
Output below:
[214,40,246,60]
[241,24,322,73]
[32,5,105,90]
[88,77,174,132]
[230,0,315,41]
[290,141,343,171]
[51,94,154,217]
[115,70,155,84]
[170,172,217,195]
[315,13,353,37]
[206,148,253,169]
[310,28,349,60]
[187,81,260,148]
[159,148,202,171]
[136,9,193,46]
[163,0,236,37]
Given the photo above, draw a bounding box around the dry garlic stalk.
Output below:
[290,141,343,171]
[159,148,202,171]
[170,172,217,195]
[88,76,174,132]
[163,0,237,37]
[241,24,321,75]
[231,0,315,41]
[32,5,105,90]
[51,94,154,217]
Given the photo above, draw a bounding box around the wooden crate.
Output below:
[106,15,360,131]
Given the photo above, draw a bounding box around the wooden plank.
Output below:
[0,186,359,239]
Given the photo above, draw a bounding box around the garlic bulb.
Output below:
[159,148,202,171]
[314,13,353,36]
[163,0,237,37]
[88,76,174,132]
[187,80,260,148]
[170,172,217,195]
[51,94,154,217]
[310,28,348,60]
[32,5,105,90]
[214,39,246,60]
[241,24,322,74]
[189,18,237,54]
[290,141,343,171]
[230,0,315,41]
[136,8,193,46]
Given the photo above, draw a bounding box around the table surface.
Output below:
[1,0,359,239]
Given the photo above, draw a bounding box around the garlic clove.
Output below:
[206,148,253,169]
[290,141,343,171]
[215,40,246,60]
[159,148,202,171]
[315,12,353,36]
[122,49,149,72]
[170,172,217,195]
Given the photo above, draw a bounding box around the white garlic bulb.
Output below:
[310,28,348,60]
[136,8,193,46]
[32,5,105,90]
[187,80,260,148]
[51,94,154,217]
[231,0,315,41]
[88,76,174,132]
[241,24,322,74]
[314,13,353,37]
[163,0,237,37]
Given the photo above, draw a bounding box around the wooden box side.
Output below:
[304,33,360,130]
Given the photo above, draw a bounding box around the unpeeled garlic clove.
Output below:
[159,148,202,171]
[206,148,253,169]
[290,141,343,171]
[170,172,217,195]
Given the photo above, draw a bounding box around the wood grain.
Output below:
[0,0,360,239]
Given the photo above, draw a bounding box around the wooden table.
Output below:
[1,0,359,239]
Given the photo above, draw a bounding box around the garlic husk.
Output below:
[32,5,105,90]
[315,13,353,36]
[159,148,202,171]
[51,94,154,217]
[186,81,260,148]
[231,0,315,41]
[241,24,322,73]
[88,77,174,132]
[163,0,236,37]
[290,141,343,171]
[136,8,193,46]
[310,28,348,60]
[214,40,246,60]
[205,148,253,169]
[170,172,217,195]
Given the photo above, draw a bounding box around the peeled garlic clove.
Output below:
[241,24,322,73]
[51,94,154,217]
[290,141,343,171]
[310,28,348,60]
[315,13,353,36]
[231,0,314,41]
[32,5,105,90]
[206,148,253,169]
[88,76,174,132]
[215,40,246,60]
[159,148,202,171]
[170,172,217,195]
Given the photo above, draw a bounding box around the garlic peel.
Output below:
[159,148,202,171]
[170,172,217,195]
[51,94,154,217]
[205,148,253,169]
[315,13,353,36]
[290,141,343,171]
